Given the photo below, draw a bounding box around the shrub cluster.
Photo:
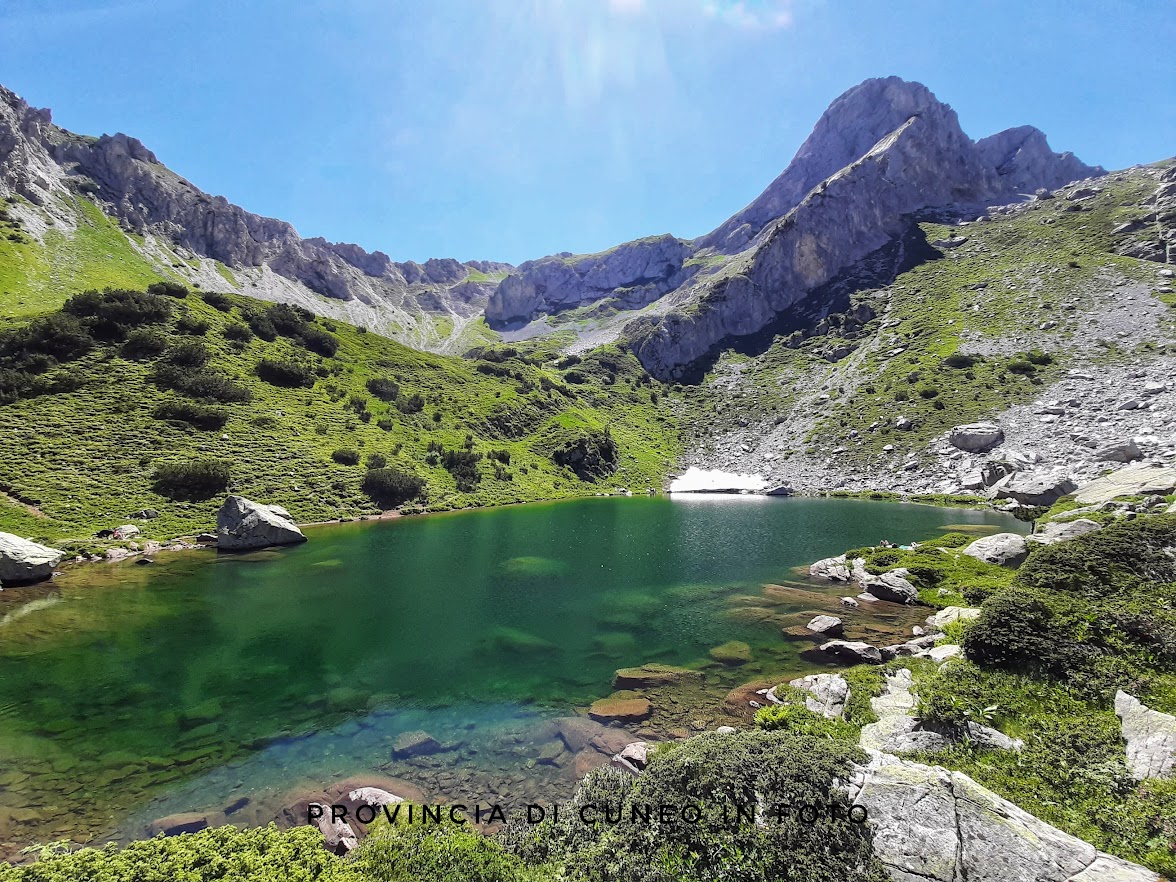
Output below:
[153,400,230,431]
[256,357,317,388]
[362,467,426,507]
[152,459,231,500]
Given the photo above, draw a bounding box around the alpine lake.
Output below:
[0,495,1022,856]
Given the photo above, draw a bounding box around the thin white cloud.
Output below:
[700,0,795,29]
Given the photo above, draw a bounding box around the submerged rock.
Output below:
[589,696,653,724]
[709,641,752,665]
[392,731,440,759]
[0,532,65,585]
[216,496,306,551]
[613,664,702,690]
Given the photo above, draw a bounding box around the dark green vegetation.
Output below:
[0,827,351,882]
[0,286,677,541]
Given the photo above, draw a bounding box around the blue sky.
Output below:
[1,0,1172,265]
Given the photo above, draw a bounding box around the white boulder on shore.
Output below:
[0,532,65,585]
[216,496,306,551]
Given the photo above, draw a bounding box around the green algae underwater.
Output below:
[0,495,1018,856]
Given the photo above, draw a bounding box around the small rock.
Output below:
[805,615,844,636]
[819,640,883,664]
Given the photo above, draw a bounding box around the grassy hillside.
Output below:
[0,284,677,544]
[0,196,168,317]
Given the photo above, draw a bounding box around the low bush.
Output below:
[300,325,338,357]
[152,458,231,500]
[512,730,884,882]
[366,453,388,469]
[147,281,189,299]
[256,358,317,388]
[397,392,425,414]
[153,400,229,431]
[332,448,361,466]
[0,825,352,881]
[366,377,401,401]
[175,315,211,336]
[200,291,234,311]
[63,288,172,341]
[222,322,254,343]
[121,328,169,359]
[362,468,426,506]
[551,431,617,480]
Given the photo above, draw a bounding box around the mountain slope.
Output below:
[0,84,509,352]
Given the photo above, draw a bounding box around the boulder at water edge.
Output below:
[216,496,306,551]
[0,532,65,585]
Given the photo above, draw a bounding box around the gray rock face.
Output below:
[948,422,1005,453]
[624,78,1101,379]
[1031,518,1103,546]
[975,125,1105,196]
[789,672,850,719]
[851,752,1159,882]
[0,531,65,585]
[1094,439,1144,463]
[961,532,1030,567]
[1114,690,1176,780]
[486,235,693,324]
[216,496,306,551]
[991,472,1078,506]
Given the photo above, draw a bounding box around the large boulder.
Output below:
[809,554,851,581]
[216,496,306,551]
[0,532,65,585]
[948,423,1005,453]
[1094,439,1143,463]
[852,752,1160,881]
[1075,464,1176,505]
[991,472,1077,506]
[862,569,919,604]
[1030,518,1102,546]
[961,532,1029,567]
[1114,690,1176,780]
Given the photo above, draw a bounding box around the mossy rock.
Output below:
[709,640,753,665]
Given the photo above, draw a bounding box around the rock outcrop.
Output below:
[0,532,65,585]
[1114,690,1176,780]
[851,751,1161,882]
[486,235,693,324]
[789,672,850,719]
[215,496,306,551]
[961,532,1030,567]
[624,78,1102,379]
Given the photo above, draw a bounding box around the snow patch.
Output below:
[668,467,768,493]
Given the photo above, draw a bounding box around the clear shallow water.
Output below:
[0,496,1019,853]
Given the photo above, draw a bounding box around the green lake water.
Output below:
[0,495,1020,854]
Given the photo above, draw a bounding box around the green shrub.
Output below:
[268,302,314,337]
[366,453,388,469]
[245,309,278,341]
[201,290,234,311]
[362,468,426,506]
[63,288,172,341]
[147,280,190,299]
[349,811,535,882]
[332,448,361,466]
[175,314,211,336]
[152,459,231,500]
[441,449,483,491]
[163,340,212,368]
[256,358,317,388]
[366,377,401,401]
[153,400,230,431]
[512,730,885,882]
[551,431,617,480]
[121,328,169,359]
[0,825,352,881]
[397,392,425,414]
[754,702,859,740]
[300,325,339,357]
[222,322,254,343]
